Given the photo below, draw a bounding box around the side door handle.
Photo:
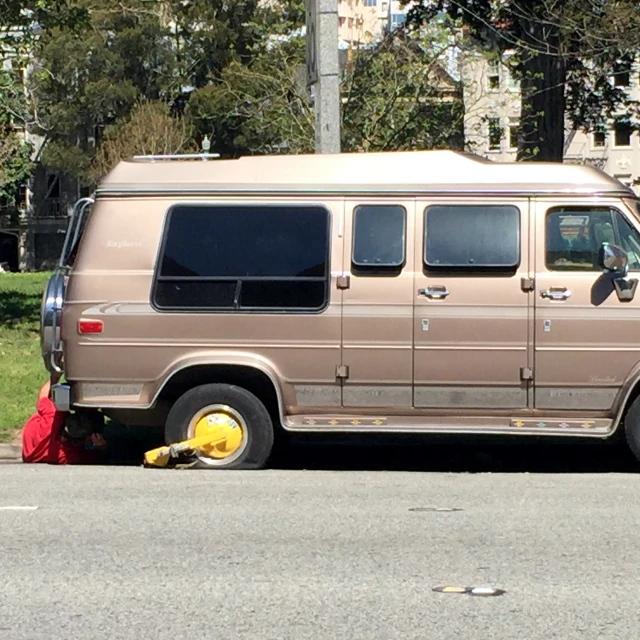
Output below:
[540,287,571,301]
[418,285,450,300]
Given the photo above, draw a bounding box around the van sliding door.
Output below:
[413,197,533,413]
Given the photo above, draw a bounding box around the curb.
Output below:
[0,444,21,461]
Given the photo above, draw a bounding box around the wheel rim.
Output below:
[188,404,248,466]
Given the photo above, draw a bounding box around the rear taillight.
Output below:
[78,319,103,334]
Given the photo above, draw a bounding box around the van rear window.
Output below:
[424,205,520,270]
[153,204,330,312]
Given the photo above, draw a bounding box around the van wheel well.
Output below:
[158,365,282,429]
[614,382,640,442]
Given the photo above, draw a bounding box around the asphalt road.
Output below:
[2,438,640,640]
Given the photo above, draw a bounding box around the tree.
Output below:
[23,0,289,183]
[166,0,264,89]
[187,26,465,156]
[186,36,314,155]
[406,0,640,162]
[0,122,33,226]
[26,0,177,183]
[0,16,36,224]
[182,0,310,155]
[89,100,197,183]
[342,29,464,152]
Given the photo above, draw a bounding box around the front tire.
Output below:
[165,384,274,469]
[623,394,640,465]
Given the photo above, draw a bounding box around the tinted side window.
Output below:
[154,204,330,311]
[352,205,406,271]
[424,205,520,269]
[546,207,640,271]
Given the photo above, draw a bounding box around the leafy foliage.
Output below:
[187,26,464,156]
[20,0,304,181]
[0,124,33,228]
[342,31,464,152]
[186,36,313,155]
[29,0,177,181]
[90,100,197,182]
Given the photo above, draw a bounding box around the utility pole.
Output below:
[306,0,341,154]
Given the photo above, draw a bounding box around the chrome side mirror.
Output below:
[598,243,628,277]
[597,243,638,301]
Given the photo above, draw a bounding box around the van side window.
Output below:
[545,207,640,271]
[424,205,520,270]
[352,205,406,272]
[153,204,330,312]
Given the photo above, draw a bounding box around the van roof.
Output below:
[97,149,633,197]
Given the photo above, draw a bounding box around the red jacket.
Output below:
[21,398,97,465]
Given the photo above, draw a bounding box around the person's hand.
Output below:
[90,433,107,451]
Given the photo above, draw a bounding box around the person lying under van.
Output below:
[21,374,107,464]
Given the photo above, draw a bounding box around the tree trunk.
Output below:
[517,26,566,162]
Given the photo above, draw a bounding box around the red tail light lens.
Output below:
[78,319,103,334]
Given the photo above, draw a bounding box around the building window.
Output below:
[614,119,632,147]
[613,69,631,87]
[508,120,519,150]
[593,130,607,148]
[488,117,501,150]
[352,205,406,272]
[46,174,60,199]
[546,207,640,271]
[505,66,519,90]
[488,60,500,90]
[364,0,377,6]
[17,184,28,209]
[424,205,520,270]
[153,205,330,312]
[390,13,405,27]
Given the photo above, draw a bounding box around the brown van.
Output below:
[40,150,640,468]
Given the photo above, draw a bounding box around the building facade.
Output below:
[337,0,378,45]
[336,0,412,44]
[463,51,640,193]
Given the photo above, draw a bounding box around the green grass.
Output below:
[0,272,51,442]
